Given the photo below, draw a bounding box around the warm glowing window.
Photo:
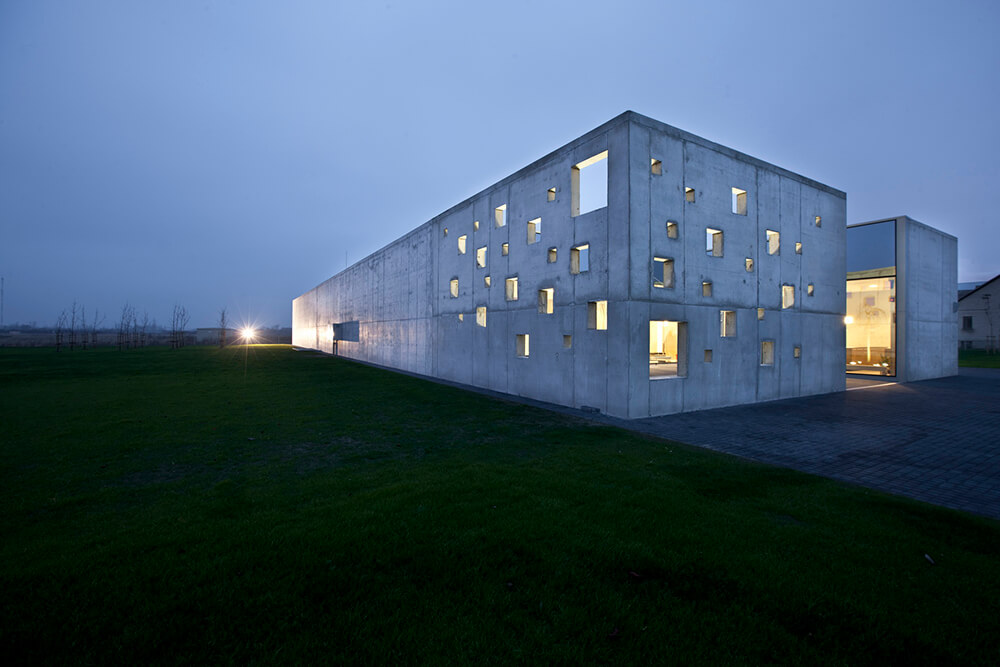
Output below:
[766,230,780,255]
[745,258,754,272]
[650,320,687,378]
[685,187,695,203]
[653,257,674,289]
[795,242,802,254]
[793,345,801,359]
[571,150,608,217]
[476,246,487,268]
[476,306,486,327]
[571,244,590,274]
[807,283,814,296]
[538,288,554,314]
[458,235,467,254]
[443,227,448,237]
[815,215,822,227]
[527,218,541,244]
[495,204,507,228]
[588,300,607,330]
[501,242,509,256]
[484,275,491,288]
[458,313,464,322]
[782,284,795,309]
[732,187,747,215]
[651,158,662,175]
[547,247,557,263]
[757,308,765,320]
[706,228,723,257]
[667,221,678,239]
[516,333,529,357]
[702,281,713,297]
[449,278,459,298]
[547,187,556,202]
[505,277,518,301]
[720,310,736,337]
[761,340,775,365]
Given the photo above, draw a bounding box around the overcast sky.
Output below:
[1,0,998,329]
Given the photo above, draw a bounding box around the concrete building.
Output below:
[845,216,957,380]
[958,273,1000,351]
[293,111,847,418]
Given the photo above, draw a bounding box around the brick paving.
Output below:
[601,368,1000,521]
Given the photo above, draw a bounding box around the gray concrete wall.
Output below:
[293,111,847,418]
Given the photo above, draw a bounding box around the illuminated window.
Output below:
[588,300,607,330]
[757,308,765,320]
[505,277,518,301]
[815,215,822,227]
[476,306,486,327]
[653,257,674,288]
[732,187,747,215]
[538,288,554,314]
[761,340,774,365]
[720,310,736,337]
[795,242,802,254]
[651,158,662,175]
[782,284,795,309]
[650,320,687,378]
[495,204,507,228]
[766,230,780,255]
[667,221,678,239]
[527,218,541,244]
[702,281,713,297]
[685,187,695,203]
[547,187,556,202]
[458,235,467,254]
[443,227,448,237]
[450,278,459,298]
[516,333,529,357]
[571,244,590,274]
[706,228,723,257]
[473,220,480,231]
[846,275,896,376]
[807,283,814,296]
[501,242,509,256]
[476,246,487,268]
[563,335,572,348]
[547,247,557,263]
[745,258,754,272]
[484,275,491,288]
[571,151,608,217]
[793,345,801,359]
[458,313,464,322]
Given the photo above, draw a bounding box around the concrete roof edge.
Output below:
[849,215,959,242]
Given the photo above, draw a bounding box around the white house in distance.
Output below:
[958,273,1000,351]
[294,111,847,419]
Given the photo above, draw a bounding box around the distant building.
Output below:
[958,274,1000,351]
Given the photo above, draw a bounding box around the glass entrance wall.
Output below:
[845,275,896,375]
[650,320,681,378]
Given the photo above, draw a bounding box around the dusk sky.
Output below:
[2,0,998,329]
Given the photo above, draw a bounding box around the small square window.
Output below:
[588,300,607,330]
[563,334,573,349]
[795,242,802,254]
[476,306,487,327]
[651,158,662,175]
[571,244,590,274]
[547,187,556,202]
[527,218,541,244]
[476,246,487,268]
[757,308,765,320]
[501,242,509,256]
[720,310,736,337]
[653,257,674,289]
[706,228,723,257]
[495,204,507,228]
[766,230,780,255]
[505,277,518,301]
[732,187,747,215]
[450,278,459,298]
[484,275,491,288]
[745,258,754,272]
[704,349,713,363]
[666,221,678,239]
[815,215,822,227]
[685,187,695,203]
[807,283,814,296]
[547,247,557,263]
[782,284,795,309]
[702,281,712,297]
[516,333,529,357]
[538,287,554,314]
[458,235,467,254]
[793,345,801,359]
[761,340,775,365]
[474,220,480,231]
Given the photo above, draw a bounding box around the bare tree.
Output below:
[170,304,190,349]
[139,311,151,347]
[89,308,104,348]
[218,307,228,348]
[117,303,135,351]
[68,301,79,351]
[54,310,68,351]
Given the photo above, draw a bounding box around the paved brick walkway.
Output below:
[604,368,1000,521]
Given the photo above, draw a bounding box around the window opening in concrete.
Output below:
[571,150,609,217]
[794,345,801,359]
[706,228,723,257]
[516,334,529,357]
[458,235,467,254]
[571,244,590,274]
[720,310,736,337]
[476,306,486,327]
[963,316,973,331]
[795,242,802,254]
[476,246,487,268]
[527,218,541,244]
[506,277,519,301]
[547,247,557,263]
[484,275,491,287]
[547,187,556,202]
[458,313,464,322]
[538,288,554,314]
[807,283,814,296]
[474,220,480,231]
[757,308,765,320]
[650,320,687,378]
[651,158,662,175]
[501,243,509,257]
[588,300,607,330]
[702,281,713,297]
[704,349,713,363]
[563,334,572,348]
[667,221,678,239]
[495,204,507,228]
[745,258,754,272]
[653,257,674,289]
[846,275,896,376]
[732,187,747,215]
[766,230,780,255]
[450,278,459,298]
[782,284,795,309]
[761,340,775,365]
[815,215,822,227]
[443,227,448,237]
[685,187,695,203]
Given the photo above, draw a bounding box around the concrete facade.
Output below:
[293,112,847,418]
[958,273,1000,351]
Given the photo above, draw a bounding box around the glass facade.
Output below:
[845,220,896,376]
[649,320,680,378]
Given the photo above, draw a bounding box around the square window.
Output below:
[795,241,802,254]
[782,284,795,309]
[732,187,747,215]
[685,187,695,203]
[476,246,487,268]
[476,306,486,327]
[704,349,713,363]
[650,319,687,378]
[505,277,518,301]
[571,150,608,217]
[547,247,557,263]
[588,300,607,330]
[745,258,754,272]
[450,278,459,298]
[706,228,723,257]
[761,340,775,365]
[547,187,556,202]
[766,230,780,255]
[495,204,507,228]
[527,218,541,244]
[563,334,573,348]
[653,257,674,289]
[702,281,713,297]
[720,310,736,337]
[571,244,590,274]
[516,333,529,357]
[667,221,678,239]
[538,287,554,314]
[501,242,509,256]
[651,158,662,175]
[458,235,467,254]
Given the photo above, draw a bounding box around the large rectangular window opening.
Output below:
[732,187,747,215]
[571,244,590,274]
[527,218,541,244]
[846,275,896,376]
[782,284,795,309]
[761,340,775,365]
[706,228,723,257]
[516,333,529,357]
[720,310,736,337]
[653,257,674,289]
[476,246,487,268]
[571,150,609,217]
[476,306,487,327]
[495,204,507,228]
[505,277,519,301]
[650,320,687,378]
[458,235,467,254]
[766,230,780,255]
[538,288,554,314]
[588,300,607,330]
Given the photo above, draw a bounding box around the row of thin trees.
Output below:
[54,302,213,351]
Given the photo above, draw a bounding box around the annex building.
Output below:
[293,111,847,418]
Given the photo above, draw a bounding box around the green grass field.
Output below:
[959,349,1000,368]
[2,346,998,665]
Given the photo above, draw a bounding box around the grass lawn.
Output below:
[959,349,1000,368]
[2,345,998,665]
